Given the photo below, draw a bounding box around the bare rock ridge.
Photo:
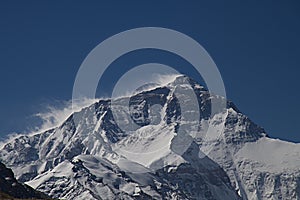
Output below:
[0,161,50,199]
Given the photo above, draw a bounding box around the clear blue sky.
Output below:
[0,1,299,142]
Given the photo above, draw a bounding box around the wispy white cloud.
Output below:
[33,98,99,133]
[112,63,181,98]
[0,71,181,147]
[0,98,98,148]
[0,132,20,149]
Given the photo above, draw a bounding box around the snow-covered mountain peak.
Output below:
[0,75,299,199]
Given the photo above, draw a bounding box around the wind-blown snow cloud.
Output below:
[34,98,99,133]
[0,71,180,149]
[0,98,98,149]
[111,63,181,98]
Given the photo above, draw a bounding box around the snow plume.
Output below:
[0,98,98,149]
[0,132,20,149]
[34,98,98,133]
[35,74,181,130]
[152,73,181,85]
[112,70,181,99]
[0,73,181,148]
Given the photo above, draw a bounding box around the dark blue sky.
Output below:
[0,1,299,142]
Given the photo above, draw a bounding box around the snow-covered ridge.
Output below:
[0,75,299,199]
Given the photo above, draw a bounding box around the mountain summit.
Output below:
[0,75,299,199]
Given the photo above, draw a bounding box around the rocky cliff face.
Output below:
[0,161,49,199]
[0,75,299,200]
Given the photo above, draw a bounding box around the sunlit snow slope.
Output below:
[0,75,299,200]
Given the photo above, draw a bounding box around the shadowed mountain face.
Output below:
[0,75,299,199]
[0,161,50,199]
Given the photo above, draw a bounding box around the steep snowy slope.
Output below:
[0,75,299,200]
[0,75,240,199]
[202,107,300,199]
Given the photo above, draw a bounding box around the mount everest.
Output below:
[0,75,299,200]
